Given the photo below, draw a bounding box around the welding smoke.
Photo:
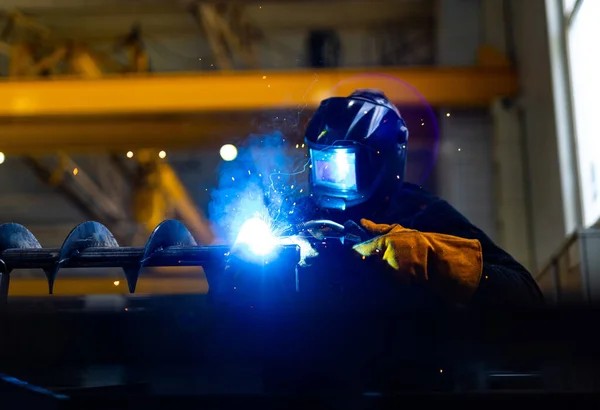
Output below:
[208,131,310,244]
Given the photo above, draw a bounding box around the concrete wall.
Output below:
[435,0,498,242]
[434,0,579,272]
[510,0,572,270]
[481,0,534,270]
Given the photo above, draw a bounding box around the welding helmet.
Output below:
[304,89,409,211]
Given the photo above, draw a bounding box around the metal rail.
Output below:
[0,219,299,303]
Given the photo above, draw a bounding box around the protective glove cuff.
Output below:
[424,232,483,305]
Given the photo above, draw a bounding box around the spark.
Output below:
[159,150,167,159]
[293,73,319,128]
[126,151,134,158]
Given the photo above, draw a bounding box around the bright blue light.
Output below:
[235,217,277,256]
[311,149,357,191]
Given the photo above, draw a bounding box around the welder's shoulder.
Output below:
[397,183,475,233]
[398,183,438,200]
[384,183,444,225]
[395,183,442,209]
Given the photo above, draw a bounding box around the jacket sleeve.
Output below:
[415,199,544,308]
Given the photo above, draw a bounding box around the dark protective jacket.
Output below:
[261,182,546,394]
[294,182,544,309]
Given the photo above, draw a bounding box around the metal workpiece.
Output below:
[0,220,300,303]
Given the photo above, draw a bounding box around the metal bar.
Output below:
[0,244,298,270]
[0,245,224,269]
[0,67,519,118]
[566,0,585,27]
[0,267,9,303]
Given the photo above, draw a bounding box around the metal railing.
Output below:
[535,228,600,304]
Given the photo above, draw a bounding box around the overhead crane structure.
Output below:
[0,67,518,153]
[0,4,519,297]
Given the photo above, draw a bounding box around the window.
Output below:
[563,0,578,15]
[566,0,600,227]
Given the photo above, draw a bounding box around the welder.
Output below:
[219,89,545,395]
[258,90,545,394]
[296,89,544,308]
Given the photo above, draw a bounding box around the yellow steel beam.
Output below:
[0,67,518,118]
[0,112,432,154]
[0,116,249,154]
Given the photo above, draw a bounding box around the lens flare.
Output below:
[236,217,277,256]
[220,144,238,161]
[328,73,439,185]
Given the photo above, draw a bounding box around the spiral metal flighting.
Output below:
[0,220,300,303]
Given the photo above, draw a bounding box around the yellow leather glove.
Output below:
[353,219,483,305]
